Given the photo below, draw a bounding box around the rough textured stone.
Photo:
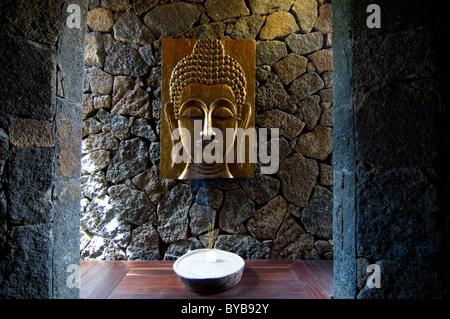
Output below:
[157,183,193,244]
[322,71,333,88]
[214,234,270,259]
[82,195,131,246]
[189,203,216,236]
[8,147,54,224]
[0,224,53,298]
[256,41,288,66]
[0,0,62,45]
[258,109,304,140]
[205,0,250,21]
[273,54,308,85]
[289,72,324,101]
[138,45,157,67]
[277,153,318,207]
[81,150,112,175]
[247,196,287,240]
[299,95,321,130]
[109,184,155,226]
[82,131,119,154]
[88,67,113,94]
[0,35,56,120]
[87,8,114,32]
[96,109,131,140]
[301,186,333,238]
[219,189,255,234]
[247,0,292,15]
[231,15,265,39]
[354,83,438,169]
[81,170,108,199]
[285,32,323,56]
[295,125,333,160]
[132,166,176,204]
[319,88,333,103]
[55,97,82,180]
[85,32,105,68]
[291,0,317,33]
[143,3,201,37]
[189,22,227,39]
[114,9,155,45]
[133,0,158,16]
[357,260,443,299]
[319,106,333,127]
[131,118,157,142]
[149,142,160,165]
[112,77,151,119]
[270,215,318,259]
[319,164,333,186]
[357,169,439,263]
[256,74,297,113]
[314,4,332,34]
[101,0,129,11]
[104,41,149,76]
[239,173,280,205]
[259,12,299,40]
[195,186,223,209]
[315,240,332,258]
[106,138,149,183]
[308,49,333,73]
[93,95,112,109]
[9,118,55,148]
[82,94,95,120]
[127,222,160,260]
[164,238,203,260]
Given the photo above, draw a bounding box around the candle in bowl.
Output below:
[206,249,217,263]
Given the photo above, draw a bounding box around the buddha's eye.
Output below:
[213,107,234,120]
[181,106,203,119]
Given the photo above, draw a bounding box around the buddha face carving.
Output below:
[161,39,255,179]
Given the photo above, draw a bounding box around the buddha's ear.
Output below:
[238,103,252,129]
[164,102,178,133]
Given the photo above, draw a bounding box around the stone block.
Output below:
[205,0,249,21]
[291,0,317,33]
[0,224,53,298]
[215,234,270,259]
[156,183,193,244]
[259,12,299,40]
[106,138,150,183]
[8,147,54,225]
[0,35,56,120]
[219,189,255,234]
[231,15,265,40]
[258,109,304,140]
[256,40,287,66]
[87,8,114,32]
[143,2,200,37]
[277,153,318,207]
[9,118,55,148]
[356,169,439,263]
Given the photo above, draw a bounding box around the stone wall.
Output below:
[0,0,87,298]
[80,0,334,261]
[332,0,449,298]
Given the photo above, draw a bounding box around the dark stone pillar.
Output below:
[333,0,449,298]
[0,0,87,298]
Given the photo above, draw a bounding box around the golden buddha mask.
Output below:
[161,39,255,179]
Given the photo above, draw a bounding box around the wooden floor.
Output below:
[80,260,333,299]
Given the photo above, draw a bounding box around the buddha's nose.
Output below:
[200,115,216,141]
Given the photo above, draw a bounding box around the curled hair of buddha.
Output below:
[169,39,247,120]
